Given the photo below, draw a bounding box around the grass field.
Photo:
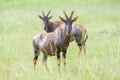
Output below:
[0,0,120,80]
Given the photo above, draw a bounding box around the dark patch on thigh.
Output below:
[74,34,82,46]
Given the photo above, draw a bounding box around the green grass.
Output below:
[0,0,120,80]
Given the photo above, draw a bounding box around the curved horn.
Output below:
[70,11,74,19]
[47,10,51,17]
[42,10,45,17]
[63,11,68,19]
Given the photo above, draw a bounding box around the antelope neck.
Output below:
[46,21,54,32]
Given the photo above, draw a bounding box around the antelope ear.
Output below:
[72,16,78,22]
[48,16,52,20]
[59,16,66,22]
[38,15,43,19]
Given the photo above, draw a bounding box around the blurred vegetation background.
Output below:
[0,0,120,80]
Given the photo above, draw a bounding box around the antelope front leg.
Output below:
[57,48,61,73]
[62,50,66,72]
[42,55,49,73]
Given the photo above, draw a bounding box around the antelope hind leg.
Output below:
[33,50,39,70]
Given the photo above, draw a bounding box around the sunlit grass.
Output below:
[0,0,120,80]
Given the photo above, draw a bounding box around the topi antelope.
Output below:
[38,10,88,55]
[33,11,78,73]
[38,10,64,32]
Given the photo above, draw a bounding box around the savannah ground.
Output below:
[0,0,120,80]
